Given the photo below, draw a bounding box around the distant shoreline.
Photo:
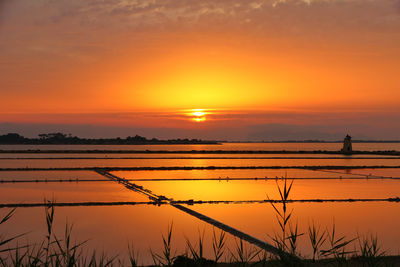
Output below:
[1,132,400,145]
[0,133,220,145]
[0,150,399,155]
[2,141,400,145]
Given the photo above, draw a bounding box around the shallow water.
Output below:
[1,142,400,151]
[1,157,399,168]
[0,181,149,203]
[0,153,398,159]
[1,203,399,265]
[113,168,382,180]
[132,178,400,201]
[0,143,399,264]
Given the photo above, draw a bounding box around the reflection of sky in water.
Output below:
[0,181,149,203]
[1,148,399,263]
[115,168,394,180]
[135,179,400,201]
[1,158,399,168]
[2,143,400,151]
[1,203,400,265]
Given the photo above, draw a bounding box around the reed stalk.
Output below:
[308,221,326,261]
[150,223,176,266]
[229,238,260,266]
[185,229,205,262]
[268,176,295,252]
[357,233,385,266]
[211,228,226,263]
[321,221,356,261]
[128,243,140,267]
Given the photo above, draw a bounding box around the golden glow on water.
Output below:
[3,203,400,265]
[2,146,400,263]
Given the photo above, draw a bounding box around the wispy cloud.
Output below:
[1,0,399,121]
[3,0,400,32]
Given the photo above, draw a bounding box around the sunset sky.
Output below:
[1,0,400,140]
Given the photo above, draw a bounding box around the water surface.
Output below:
[1,143,399,264]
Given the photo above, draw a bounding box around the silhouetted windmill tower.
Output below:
[341,134,352,154]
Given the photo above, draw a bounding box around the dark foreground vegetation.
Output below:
[0,133,219,145]
[1,206,399,267]
[2,177,400,266]
[1,132,400,146]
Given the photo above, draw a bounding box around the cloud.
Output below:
[0,0,12,26]
[2,0,399,65]
[4,0,400,34]
[1,0,399,118]
[394,0,400,12]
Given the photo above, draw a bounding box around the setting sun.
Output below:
[2,1,400,265]
[192,111,206,117]
[186,109,208,122]
[192,117,206,122]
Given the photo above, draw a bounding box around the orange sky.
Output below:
[1,0,400,140]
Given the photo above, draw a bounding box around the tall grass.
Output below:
[211,228,226,263]
[128,243,140,267]
[287,222,303,256]
[185,229,205,262]
[320,221,356,261]
[356,233,384,266]
[228,238,260,266]
[0,209,26,254]
[266,176,376,266]
[308,221,326,261]
[150,223,176,266]
[0,193,392,266]
[267,175,306,262]
[0,205,117,267]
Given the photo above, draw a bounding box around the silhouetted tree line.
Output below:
[0,133,219,145]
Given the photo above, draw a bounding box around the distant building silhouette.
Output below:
[341,134,352,154]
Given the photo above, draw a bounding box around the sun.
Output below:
[192,117,206,122]
[192,111,206,117]
[187,109,208,122]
